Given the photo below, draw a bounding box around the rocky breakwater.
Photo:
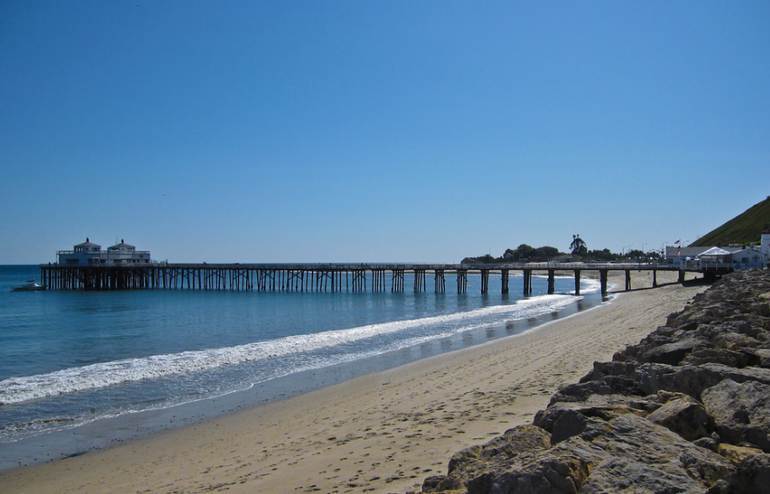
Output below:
[422,270,770,493]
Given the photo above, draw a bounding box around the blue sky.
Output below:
[1,1,769,263]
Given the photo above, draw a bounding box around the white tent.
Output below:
[698,247,731,257]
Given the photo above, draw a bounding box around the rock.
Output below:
[688,347,758,368]
[542,393,662,421]
[749,348,770,368]
[533,406,589,444]
[579,361,637,382]
[421,476,463,493]
[465,437,603,494]
[718,443,765,464]
[584,414,733,488]
[750,301,770,317]
[447,424,551,476]
[550,375,644,405]
[465,415,733,494]
[647,396,713,440]
[641,337,700,365]
[549,380,616,404]
[701,379,770,452]
[636,362,770,398]
[713,331,761,352]
[424,425,551,491]
[715,320,767,340]
[694,436,719,451]
[715,453,770,494]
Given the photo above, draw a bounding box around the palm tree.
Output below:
[570,234,587,256]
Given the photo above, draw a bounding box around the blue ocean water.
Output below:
[0,264,600,466]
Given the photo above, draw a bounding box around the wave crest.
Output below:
[0,294,579,405]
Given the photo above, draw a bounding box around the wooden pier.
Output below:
[39,262,709,297]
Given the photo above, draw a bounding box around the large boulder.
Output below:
[580,414,732,491]
[641,337,701,365]
[635,362,770,398]
[447,424,551,475]
[465,437,601,494]
[535,407,587,444]
[423,425,551,492]
[579,361,638,382]
[536,392,681,443]
[464,415,733,493]
[549,376,644,405]
[682,347,756,368]
[717,443,765,464]
[748,348,770,368]
[712,331,762,353]
[646,395,713,441]
[701,379,770,452]
[711,453,770,494]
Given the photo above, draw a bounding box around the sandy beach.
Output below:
[0,271,705,494]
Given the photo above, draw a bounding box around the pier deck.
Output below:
[39,262,717,297]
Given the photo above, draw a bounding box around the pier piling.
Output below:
[547,270,555,294]
[574,269,581,296]
[501,269,509,294]
[599,269,608,297]
[480,269,489,294]
[523,269,532,296]
[456,269,467,294]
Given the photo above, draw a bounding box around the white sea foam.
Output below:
[0,332,456,443]
[0,295,579,405]
[577,277,602,294]
[531,275,602,294]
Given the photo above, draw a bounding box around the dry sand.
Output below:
[0,271,705,494]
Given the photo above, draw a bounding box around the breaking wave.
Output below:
[0,294,580,405]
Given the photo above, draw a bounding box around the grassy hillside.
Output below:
[690,196,770,247]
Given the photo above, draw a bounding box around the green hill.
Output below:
[690,196,770,247]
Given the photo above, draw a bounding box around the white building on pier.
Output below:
[57,238,151,266]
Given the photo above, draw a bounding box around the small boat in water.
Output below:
[12,280,45,292]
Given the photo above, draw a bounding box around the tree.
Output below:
[515,244,535,260]
[461,253,497,264]
[501,244,558,262]
[532,246,559,260]
[585,248,616,261]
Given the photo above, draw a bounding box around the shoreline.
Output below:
[422,269,770,492]
[0,271,704,493]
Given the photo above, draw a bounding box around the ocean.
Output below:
[0,264,602,469]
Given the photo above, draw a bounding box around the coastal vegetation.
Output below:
[569,234,587,256]
[691,196,770,247]
[461,241,662,264]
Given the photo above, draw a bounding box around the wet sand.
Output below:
[0,271,704,494]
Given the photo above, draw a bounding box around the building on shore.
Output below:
[57,238,151,266]
[665,234,768,270]
[762,230,770,258]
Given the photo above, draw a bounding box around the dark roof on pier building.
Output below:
[74,238,101,252]
[108,239,136,251]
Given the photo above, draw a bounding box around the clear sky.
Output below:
[1,1,769,264]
